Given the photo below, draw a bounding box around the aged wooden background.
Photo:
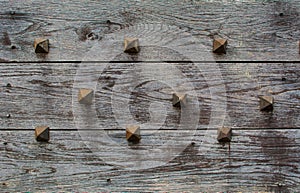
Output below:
[0,0,300,192]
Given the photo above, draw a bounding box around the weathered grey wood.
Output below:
[0,129,299,192]
[0,0,300,192]
[0,62,299,130]
[0,1,299,61]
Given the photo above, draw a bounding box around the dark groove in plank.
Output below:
[0,127,300,131]
[0,60,300,64]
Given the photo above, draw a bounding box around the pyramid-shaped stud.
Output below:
[35,126,50,142]
[217,127,232,143]
[124,37,140,53]
[259,96,274,111]
[126,125,141,143]
[78,88,94,105]
[34,38,49,53]
[213,38,228,54]
[172,93,187,108]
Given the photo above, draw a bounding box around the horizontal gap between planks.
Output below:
[0,60,299,64]
[0,127,299,131]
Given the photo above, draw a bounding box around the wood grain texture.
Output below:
[0,129,300,192]
[0,1,299,61]
[1,62,299,130]
[0,0,300,192]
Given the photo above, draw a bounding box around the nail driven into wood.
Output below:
[6,83,12,88]
[78,88,94,105]
[126,125,141,143]
[172,93,187,108]
[259,96,274,111]
[124,37,140,53]
[217,127,232,143]
[35,126,50,142]
[34,38,49,53]
[213,38,228,54]
[6,114,11,118]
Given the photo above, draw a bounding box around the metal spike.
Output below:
[172,93,187,108]
[35,126,50,142]
[213,38,228,54]
[217,127,232,143]
[34,38,49,53]
[259,96,274,111]
[126,125,141,143]
[124,38,140,53]
[78,88,94,105]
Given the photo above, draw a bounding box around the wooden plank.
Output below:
[0,129,299,192]
[0,62,299,130]
[0,1,299,61]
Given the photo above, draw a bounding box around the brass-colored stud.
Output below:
[78,88,94,105]
[35,126,50,142]
[217,127,232,143]
[126,125,141,143]
[172,93,187,108]
[213,38,228,54]
[124,37,140,53]
[34,38,49,53]
[259,96,274,111]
